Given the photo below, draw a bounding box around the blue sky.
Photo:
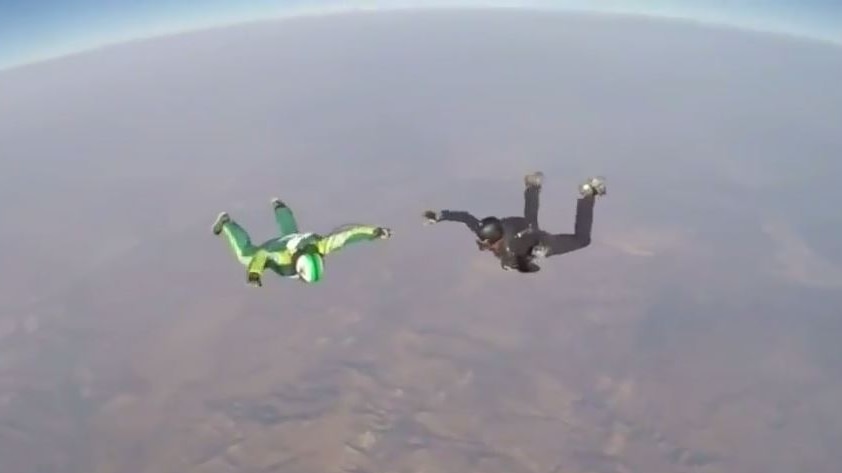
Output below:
[1,0,840,70]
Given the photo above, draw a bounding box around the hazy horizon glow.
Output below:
[1,0,841,70]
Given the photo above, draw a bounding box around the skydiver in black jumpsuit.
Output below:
[422,172,606,273]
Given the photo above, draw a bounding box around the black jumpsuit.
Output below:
[437,181,596,272]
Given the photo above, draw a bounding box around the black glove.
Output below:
[422,210,440,225]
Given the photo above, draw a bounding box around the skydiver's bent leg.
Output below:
[536,194,596,257]
[524,172,543,229]
[271,198,299,236]
[213,212,257,265]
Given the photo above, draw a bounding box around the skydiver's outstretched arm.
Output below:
[271,198,299,236]
[246,251,269,286]
[538,194,595,257]
[423,210,481,233]
[316,224,391,256]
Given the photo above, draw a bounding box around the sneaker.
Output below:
[525,171,544,188]
[271,197,286,209]
[579,176,607,197]
[212,212,230,235]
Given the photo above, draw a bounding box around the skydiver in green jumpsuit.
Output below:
[212,198,392,286]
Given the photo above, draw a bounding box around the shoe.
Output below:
[271,197,286,209]
[212,212,231,235]
[525,171,544,188]
[579,176,607,197]
[375,227,392,239]
[247,272,263,287]
[422,210,440,225]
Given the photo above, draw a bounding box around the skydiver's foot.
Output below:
[271,197,287,210]
[579,176,607,198]
[525,171,544,188]
[247,272,262,287]
[374,227,393,239]
[212,212,231,235]
[422,210,441,225]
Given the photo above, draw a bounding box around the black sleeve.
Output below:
[439,210,481,234]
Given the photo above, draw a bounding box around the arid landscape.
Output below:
[1,10,841,473]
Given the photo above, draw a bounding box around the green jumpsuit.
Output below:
[214,200,390,285]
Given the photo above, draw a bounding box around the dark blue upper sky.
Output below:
[1,0,840,69]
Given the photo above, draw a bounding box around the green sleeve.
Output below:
[316,224,383,255]
[247,250,269,277]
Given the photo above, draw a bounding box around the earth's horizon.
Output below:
[1,8,841,473]
[6,8,842,76]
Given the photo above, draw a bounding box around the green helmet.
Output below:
[295,250,324,283]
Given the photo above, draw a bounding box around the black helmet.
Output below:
[478,217,503,243]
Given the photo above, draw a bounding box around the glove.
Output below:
[374,227,392,239]
[531,244,549,259]
[247,272,263,287]
[422,210,440,225]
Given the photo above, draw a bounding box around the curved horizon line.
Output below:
[2,2,840,73]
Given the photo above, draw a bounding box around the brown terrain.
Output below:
[1,10,841,473]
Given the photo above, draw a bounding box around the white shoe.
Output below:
[579,176,607,197]
[525,171,544,188]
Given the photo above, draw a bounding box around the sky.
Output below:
[0,0,840,70]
